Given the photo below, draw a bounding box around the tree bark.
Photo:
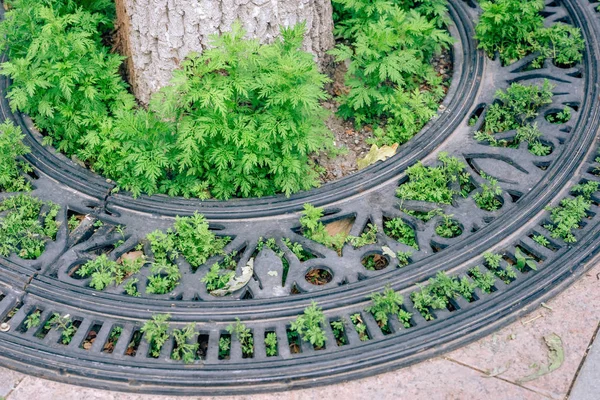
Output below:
[115,0,334,104]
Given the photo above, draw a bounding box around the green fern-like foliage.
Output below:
[0,121,32,192]
[396,152,471,204]
[0,1,135,155]
[1,2,332,200]
[146,213,229,294]
[0,194,60,259]
[475,0,584,67]
[330,0,453,145]
[145,22,332,199]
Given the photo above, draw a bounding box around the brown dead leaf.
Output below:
[517,333,564,383]
[117,250,144,264]
[357,143,399,170]
[324,218,355,237]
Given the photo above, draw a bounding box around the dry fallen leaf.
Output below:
[357,143,399,170]
[324,218,354,237]
[517,333,564,383]
[382,246,396,259]
[210,258,254,297]
[117,250,144,264]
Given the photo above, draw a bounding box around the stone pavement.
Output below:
[0,263,598,400]
[569,324,600,400]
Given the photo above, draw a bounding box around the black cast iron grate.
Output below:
[0,0,598,395]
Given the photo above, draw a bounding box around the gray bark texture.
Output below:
[115,0,335,104]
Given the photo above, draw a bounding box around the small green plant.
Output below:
[172,214,230,268]
[546,107,571,124]
[474,130,507,147]
[147,213,229,269]
[475,0,544,65]
[286,328,301,353]
[401,208,443,222]
[515,123,552,156]
[171,323,199,364]
[300,204,348,254]
[397,152,471,204]
[532,234,550,248]
[330,0,453,145]
[468,266,496,293]
[365,286,411,330]
[529,141,552,157]
[123,278,140,297]
[227,318,254,358]
[265,332,278,356]
[515,122,541,143]
[45,313,76,344]
[347,224,378,248]
[362,253,390,271]
[544,181,599,243]
[481,81,554,135]
[483,251,517,284]
[396,251,412,267]
[0,194,60,259]
[514,248,537,271]
[384,218,418,249]
[435,214,462,238]
[411,285,446,321]
[218,336,231,359]
[104,326,123,352]
[410,271,475,320]
[77,254,145,291]
[67,215,80,231]
[24,310,41,329]
[474,173,502,211]
[0,121,32,193]
[145,213,229,294]
[300,205,382,253]
[146,259,182,294]
[330,319,348,345]
[141,313,171,358]
[350,313,369,341]
[291,301,327,349]
[281,238,314,261]
[201,252,238,292]
[475,0,584,66]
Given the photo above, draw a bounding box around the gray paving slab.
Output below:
[569,324,600,400]
[0,367,25,398]
[4,358,547,400]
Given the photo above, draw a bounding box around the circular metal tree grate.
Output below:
[0,0,599,395]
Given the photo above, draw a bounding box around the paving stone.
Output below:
[569,325,600,400]
[447,264,600,400]
[0,367,25,397]
[5,358,547,400]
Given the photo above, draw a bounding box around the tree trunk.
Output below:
[115,0,335,104]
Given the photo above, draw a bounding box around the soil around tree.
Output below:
[314,48,453,183]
